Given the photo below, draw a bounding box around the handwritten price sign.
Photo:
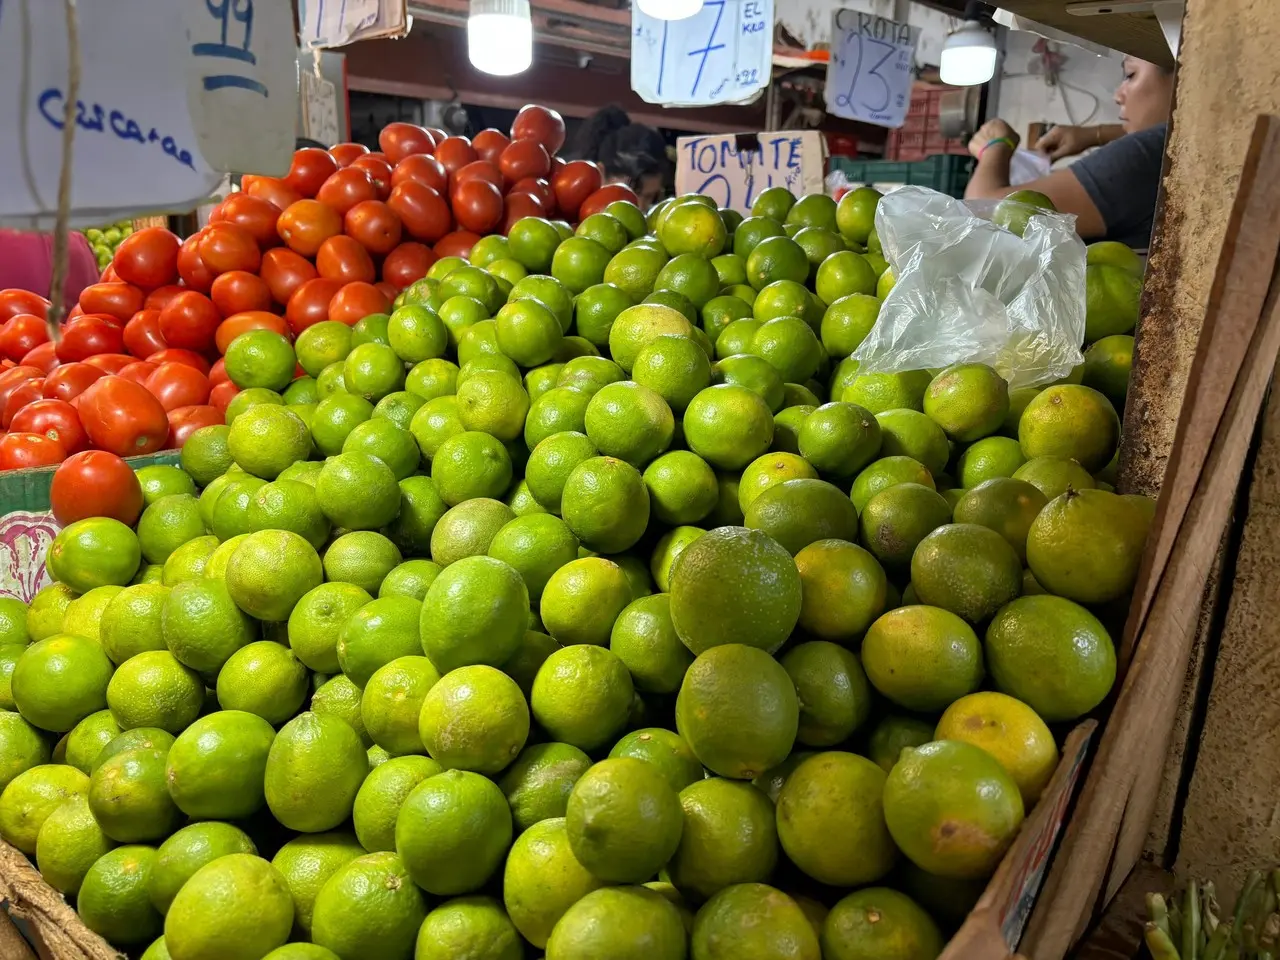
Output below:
[824,10,919,128]
[631,0,773,107]
[674,131,826,215]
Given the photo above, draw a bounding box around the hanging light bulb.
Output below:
[636,0,704,22]
[468,0,533,77]
[939,5,998,86]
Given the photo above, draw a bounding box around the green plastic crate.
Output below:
[830,154,975,198]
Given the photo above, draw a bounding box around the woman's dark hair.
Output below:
[295,137,328,150]
[599,123,668,182]
[564,105,632,161]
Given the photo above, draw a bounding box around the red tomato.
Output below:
[508,176,555,210]
[0,433,65,471]
[452,179,504,233]
[199,222,262,276]
[382,243,436,289]
[123,309,168,358]
[345,201,402,257]
[502,192,546,234]
[210,271,273,316]
[216,193,282,246]
[0,291,49,323]
[77,375,169,456]
[260,248,318,305]
[145,362,211,411]
[44,362,105,402]
[366,151,390,163]
[329,282,392,327]
[434,231,482,259]
[243,175,303,211]
[553,160,605,220]
[158,291,220,354]
[473,129,511,164]
[82,354,136,375]
[20,342,59,373]
[278,200,343,257]
[499,139,552,185]
[0,314,49,363]
[79,282,144,324]
[112,228,181,289]
[49,450,144,525]
[511,105,566,156]
[145,349,211,375]
[215,311,289,354]
[118,360,158,385]
[380,123,437,163]
[350,156,394,199]
[392,154,448,194]
[579,183,640,219]
[176,233,215,293]
[55,316,124,362]
[387,181,452,243]
[3,379,45,427]
[143,284,186,312]
[329,142,370,167]
[317,235,376,284]
[167,404,224,448]
[425,127,448,145]
[286,278,343,335]
[374,281,398,303]
[453,161,503,191]
[210,380,239,414]
[209,358,228,385]
[316,167,378,215]
[284,147,339,198]
[0,365,44,389]
[434,137,478,176]
[11,399,87,454]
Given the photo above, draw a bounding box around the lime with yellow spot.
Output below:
[540,557,632,647]
[227,405,311,480]
[683,384,774,470]
[296,321,354,378]
[658,200,727,258]
[746,235,809,291]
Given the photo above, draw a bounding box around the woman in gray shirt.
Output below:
[964,56,1174,250]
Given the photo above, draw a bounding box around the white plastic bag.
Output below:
[851,186,1087,390]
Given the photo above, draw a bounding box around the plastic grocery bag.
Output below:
[851,186,1087,390]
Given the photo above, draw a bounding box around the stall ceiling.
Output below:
[993,0,1174,65]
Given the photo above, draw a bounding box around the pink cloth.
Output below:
[0,230,101,306]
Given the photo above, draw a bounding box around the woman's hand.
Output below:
[968,119,1019,159]
[1036,124,1094,160]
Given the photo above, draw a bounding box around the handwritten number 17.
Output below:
[688,0,726,98]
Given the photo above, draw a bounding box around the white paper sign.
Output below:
[301,69,341,147]
[0,0,298,229]
[299,0,409,50]
[824,10,919,128]
[675,131,827,215]
[631,0,773,107]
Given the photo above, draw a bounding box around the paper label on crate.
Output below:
[824,10,919,128]
[631,0,773,107]
[0,0,297,229]
[674,131,826,215]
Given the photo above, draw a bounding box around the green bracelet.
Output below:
[981,137,1017,156]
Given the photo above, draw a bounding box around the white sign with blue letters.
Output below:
[824,10,919,128]
[674,131,826,216]
[631,0,773,107]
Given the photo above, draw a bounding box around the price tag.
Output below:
[674,131,826,215]
[631,0,773,107]
[300,69,341,147]
[824,10,919,128]
[0,0,297,229]
[299,0,409,50]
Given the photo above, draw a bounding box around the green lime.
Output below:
[47,518,141,593]
[225,331,297,391]
[315,451,401,530]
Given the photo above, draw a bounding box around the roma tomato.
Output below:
[0,291,49,322]
[278,200,343,257]
[387,182,452,243]
[511,104,566,155]
[0,314,49,363]
[380,123,436,164]
[158,291,220,354]
[210,380,239,414]
[122,312,166,360]
[143,284,186,312]
[11,399,87,454]
[44,362,105,402]
[553,160,604,220]
[391,154,448,194]
[77,376,170,456]
[329,142,370,167]
[49,450,144,525]
[285,147,339,198]
[199,223,262,275]
[215,311,289,354]
[243,175,302,211]
[0,433,65,471]
[452,179,504,233]
[434,231,482,260]
[382,243,436,289]
[112,228,181,289]
[473,129,511,164]
[329,282,391,326]
[350,156,394,199]
[145,362,211,412]
[145,349,211,375]
[20,342,59,373]
[508,177,555,211]
[499,139,552,185]
[167,404,224,448]
[434,137,477,176]
[345,201,402,256]
[453,161,503,191]
[317,235,376,284]
[375,281,398,303]
[210,271,273,316]
[578,183,640,219]
[260,248,318,305]
[56,316,125,362]
[209,358,228,386]
[176,233,215,293]
[79,282,144,324]
[3,379,45,426]
[118,360,158,385]
[286,278,343,335]
[83,354,136,375]
[216,193,282,247]
[503,192,546,234]
[316,167,378,215]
